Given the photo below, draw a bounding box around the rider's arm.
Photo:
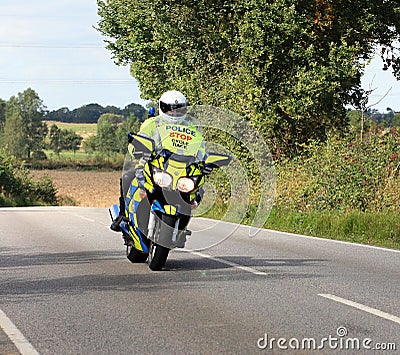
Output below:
[137,117,157,139]
[129,118,158,188]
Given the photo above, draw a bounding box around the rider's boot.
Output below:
[110,178,126,232]
[110,214,125,232]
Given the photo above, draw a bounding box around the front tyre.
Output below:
[147,214,175,271]
[148,243,170,271]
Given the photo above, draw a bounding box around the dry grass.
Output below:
[31,169,121,208]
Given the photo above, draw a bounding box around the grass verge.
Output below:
[264,207,400,250]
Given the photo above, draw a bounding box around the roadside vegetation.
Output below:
[0,148,57,206]
[266,127,400,249]
[202,127,400,250]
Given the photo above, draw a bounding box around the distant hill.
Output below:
[44,103,147,123]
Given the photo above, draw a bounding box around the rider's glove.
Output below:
[203,165,213,175]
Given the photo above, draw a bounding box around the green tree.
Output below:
[96,113,123,158]
[48,124,83,155]
[116,114,141,153]
[97,0,400,156]
[49,124,62,154]
[83,135,98,154]
[0,98,5,134]
[3,112,26,159]
[61,129,83,155]
[4,88,48,159]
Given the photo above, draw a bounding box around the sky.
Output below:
[0,1,399,113]
[0,0,147,111]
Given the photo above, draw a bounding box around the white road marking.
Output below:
[184,250,267,276]
[318,293,400,325]
[0,308,40,355]
[265,228,400,254]
[69,212,95,223]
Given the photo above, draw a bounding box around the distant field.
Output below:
[43,121,97,140]
[31,169,121,207]
[43,149,94,161]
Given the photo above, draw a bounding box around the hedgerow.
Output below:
[0,148,57,206]
[276,128,399,212]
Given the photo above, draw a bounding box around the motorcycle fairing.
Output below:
[125,178,150,253]
[151,202,178,216]
[147,207,188,249]
[148,151,204,195]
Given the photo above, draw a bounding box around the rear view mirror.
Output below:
[128,133,155,160]
[203,152,231,168]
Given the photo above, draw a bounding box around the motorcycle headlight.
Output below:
[177,177,196,193]
[153,169,172,188]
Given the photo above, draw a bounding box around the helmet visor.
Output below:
[160,101,187,118]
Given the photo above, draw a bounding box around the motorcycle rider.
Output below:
[111,90,205,231]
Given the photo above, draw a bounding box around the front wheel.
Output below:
[148,243,170,271]
[147,214,176,271]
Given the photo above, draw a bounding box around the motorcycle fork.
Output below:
[147,211,157,239]
[147,211,180,244]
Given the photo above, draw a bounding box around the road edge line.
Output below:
[183,250,267,276]
[318,293,400,325]
[0,308,40,355]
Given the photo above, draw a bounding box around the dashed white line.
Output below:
[70,213,95,223]
[318,293,400,325]
[0,308,40,355]
[185,250,267,276]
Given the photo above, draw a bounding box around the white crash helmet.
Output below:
[159,90,187,124]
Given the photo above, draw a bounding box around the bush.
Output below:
[30,152,124,170]
[31,150,48,161]
[276,129,400,212]
[0,148,57,206]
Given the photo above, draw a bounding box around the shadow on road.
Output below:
[0,247,122,268]
[0,247,326,299]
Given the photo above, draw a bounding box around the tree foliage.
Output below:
[45,102,147,123]
[276,127,400,212]
[0,99,5,134]
[115,114,141,152]
[96,112,142,157]
[0,148,57,206]
[48,124,83,154]
[3,112,25,159]
[97,0,400,156]
[96,113,124,157]
[2,88,48,159]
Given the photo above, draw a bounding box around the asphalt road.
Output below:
[0,207,399,354]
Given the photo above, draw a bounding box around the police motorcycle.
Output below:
[109,121,231,271]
